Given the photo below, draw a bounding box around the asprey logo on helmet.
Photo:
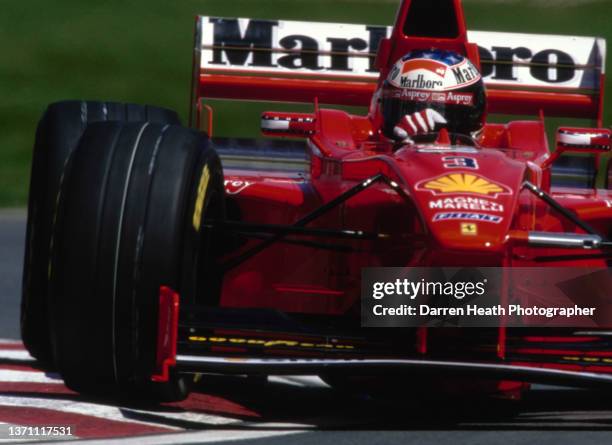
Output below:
[388,52,481,92]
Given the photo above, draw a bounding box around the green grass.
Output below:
[0,0,610,206]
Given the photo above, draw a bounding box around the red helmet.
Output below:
[379,49,487,138]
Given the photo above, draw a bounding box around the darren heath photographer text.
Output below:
[370,278,596,318]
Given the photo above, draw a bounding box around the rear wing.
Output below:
[191,16,606,127]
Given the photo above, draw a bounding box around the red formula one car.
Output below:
[20,0,612,401]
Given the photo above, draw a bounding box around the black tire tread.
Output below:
[22,100,180,363]
[49,121,224,401]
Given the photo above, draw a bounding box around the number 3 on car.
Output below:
[442,156,479,169]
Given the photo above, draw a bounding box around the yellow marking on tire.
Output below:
[192,164,211,231]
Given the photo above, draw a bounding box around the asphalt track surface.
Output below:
[0,209,24,340]
[2,211,612,444]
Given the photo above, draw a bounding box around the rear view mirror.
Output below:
[556,127,611,154]
[261,111,316,138]
[542,127,610,190]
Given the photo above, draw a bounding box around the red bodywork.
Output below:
[177,0,612,392]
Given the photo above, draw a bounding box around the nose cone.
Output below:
[396,147,525,251]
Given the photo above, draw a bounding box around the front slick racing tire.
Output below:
[22,101,179,364]
[49,121,224,401]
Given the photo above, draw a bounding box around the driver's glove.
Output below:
[393,109,447,143]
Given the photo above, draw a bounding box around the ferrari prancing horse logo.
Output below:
[461,222,478,236]
[416,173,511,198]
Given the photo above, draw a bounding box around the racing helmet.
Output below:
[380,49,486,138]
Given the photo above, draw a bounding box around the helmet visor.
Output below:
[381,81,486,137]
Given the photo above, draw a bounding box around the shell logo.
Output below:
[416,173,511,197]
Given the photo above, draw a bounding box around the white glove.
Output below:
[393,109,447,143]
